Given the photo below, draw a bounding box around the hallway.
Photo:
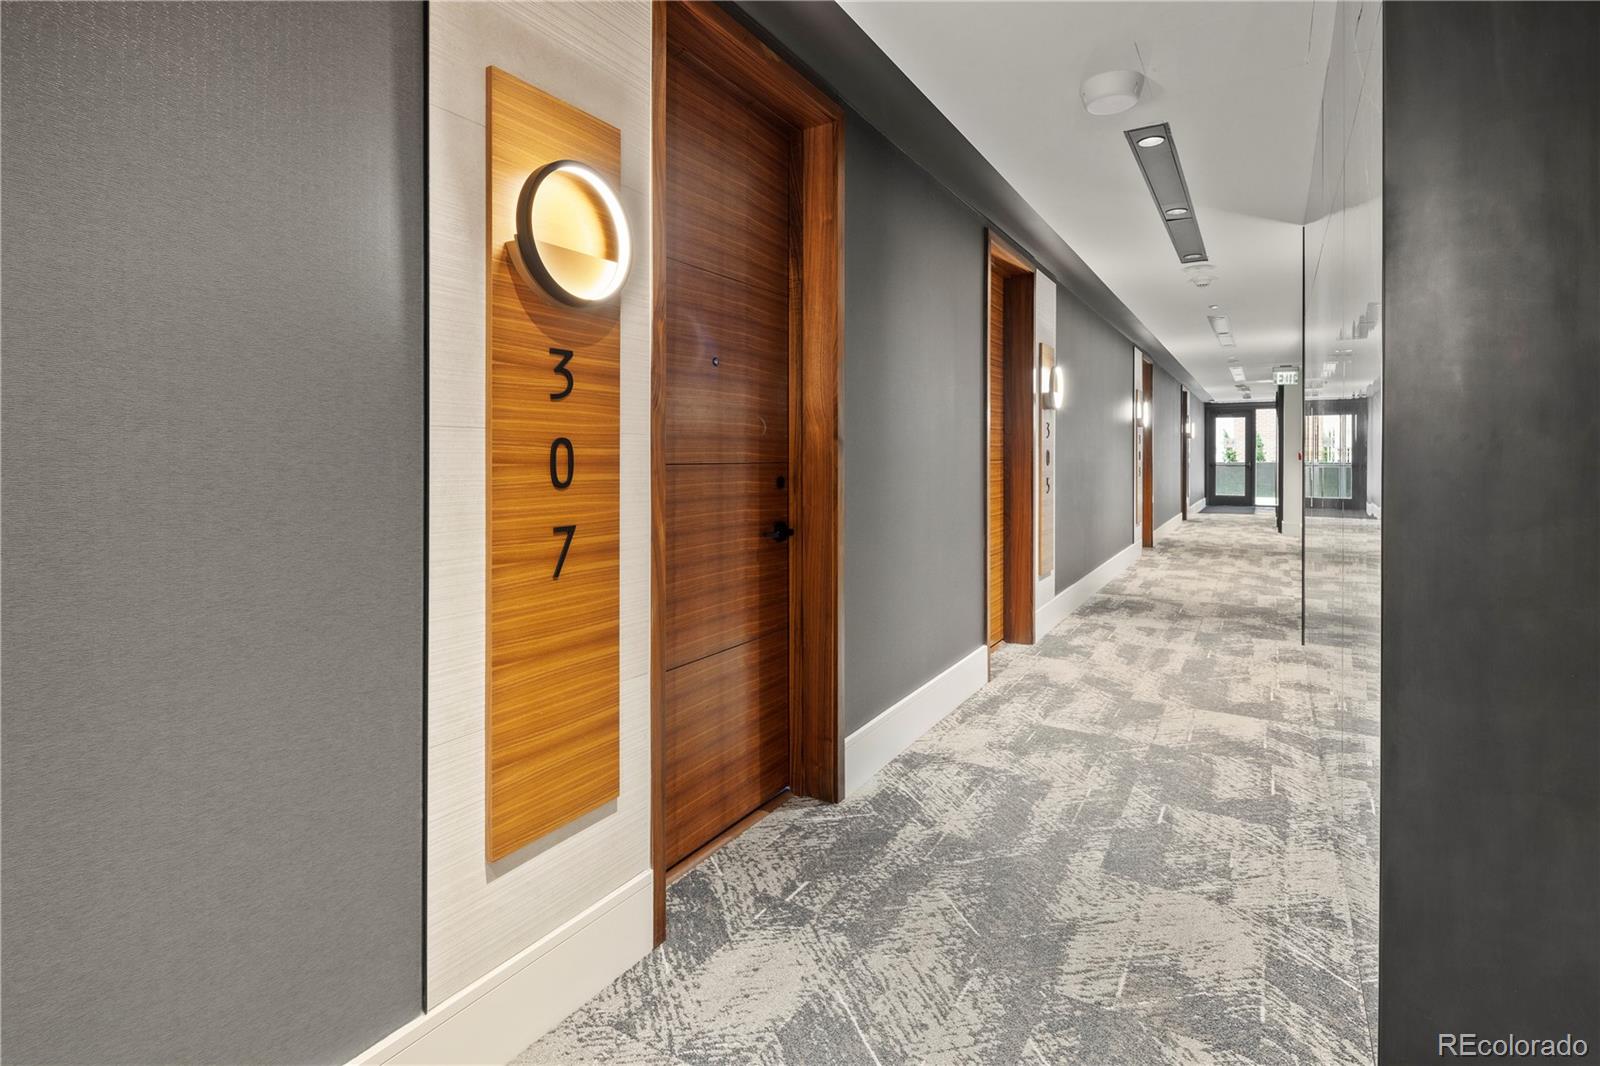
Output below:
[522,515,1379,1065]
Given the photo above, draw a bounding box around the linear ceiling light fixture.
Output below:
[1125,122,1207,265]
[1210,314,1237,349]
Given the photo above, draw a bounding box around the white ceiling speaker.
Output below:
[1080,70,1146,116]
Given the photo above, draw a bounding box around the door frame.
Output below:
[985,231,1036,655]
[1180,388,1190,520]
[1205,401,1271,506]
[1140,357,1155,545]
[650,0,843,944]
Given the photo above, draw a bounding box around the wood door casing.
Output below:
[1141,358,1155,546]
[986,233,1035,651]
[661,50,793,869]
[986,265,1005,649]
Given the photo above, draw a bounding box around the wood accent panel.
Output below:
[987,263,1005,649]
[664,463,789,668]
[652,0,842,945]
[485,67,621,862]
[1141,358,1155,546]
[1002,272,1036,644]
[663,633,789,867]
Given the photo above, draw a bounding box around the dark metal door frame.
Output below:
[1205,402,1262,506]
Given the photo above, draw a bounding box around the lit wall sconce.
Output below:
[1185,419,1195,438]
[1040,365,1066,409]
[1140,398,1151,426]
[510,159,632,305]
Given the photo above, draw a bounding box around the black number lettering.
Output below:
[550,437,574,489]
[553,525,576,579]
[550,348,574,400]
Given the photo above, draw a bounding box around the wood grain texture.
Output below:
[986,231,1034,647]
[1141,358,1154,547]
[486,66,621,862]
[649,0,670,947]
[664,463,789,669]
[790,115,842,802]
[663,633,790,866]
[1002,271,1036,644]
[663,262,789,466]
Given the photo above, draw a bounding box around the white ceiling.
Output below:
[840,0,1336,401]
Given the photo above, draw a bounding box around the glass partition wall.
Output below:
[1299,1,1381,1047]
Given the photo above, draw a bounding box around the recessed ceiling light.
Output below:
[1208,304,1220,310]
[1182,253,1204,262]
[1136,135,1166,148]
[1165,207,1189,218]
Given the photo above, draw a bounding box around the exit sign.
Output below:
[1274,368,1300,385]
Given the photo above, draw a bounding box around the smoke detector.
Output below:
[1080,70,1146,116]
[1183,263,1218,288]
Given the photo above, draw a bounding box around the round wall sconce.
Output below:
[512,160,631,305]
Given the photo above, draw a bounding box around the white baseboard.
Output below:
[844,645,988,797]
[1367,500,1381,519]
[352,870,653,1066]
[1035,541,1140,636]
[1154,511,1183,541]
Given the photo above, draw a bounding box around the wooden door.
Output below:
[1141,358,1155,546]
[1181,389,1190,520]
[660,50,795,869]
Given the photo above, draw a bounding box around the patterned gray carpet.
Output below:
[521,514,1379,1065]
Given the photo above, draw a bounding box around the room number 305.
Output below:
[549,347,576,580]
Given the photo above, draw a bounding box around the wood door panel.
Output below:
[664,462,789,670]
[664,263,789,465]
[663,632,789,867]
[664,55,791,297]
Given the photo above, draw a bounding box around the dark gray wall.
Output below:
[1055,289,1135,593]
[1152,367,1182,527]
[1,4,426,1063]
[842,118,986,734]
[1382,3,1600,1060]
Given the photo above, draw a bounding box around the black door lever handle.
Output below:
[765,520,795,543]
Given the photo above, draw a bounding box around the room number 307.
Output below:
[549,347,576,580]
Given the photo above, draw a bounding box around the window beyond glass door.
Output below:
[1306,412,1355,501]
[1254,411,1280,506]
[1214,415,1248,500]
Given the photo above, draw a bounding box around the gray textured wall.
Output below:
[1152,367,1182,526]
[1382,2,1600,1059]
[1,4,426,1063]
[1055,288,1135,592]
[842,118,986,734]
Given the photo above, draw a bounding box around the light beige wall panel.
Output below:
[427,0,652,1007]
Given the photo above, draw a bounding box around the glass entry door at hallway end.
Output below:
[1207,409,1253,505]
